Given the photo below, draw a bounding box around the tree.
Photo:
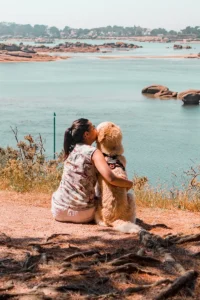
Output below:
[151,28,168,36]
[168,30,177,35]
[49,26,60,38]
[0,22,14,36]
[181,26,200,36]
[33,24,48,37]
[14,24,33,37]
[135,27,143,36]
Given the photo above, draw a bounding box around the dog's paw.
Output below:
[97,221,107,227]
[113,220,141,234]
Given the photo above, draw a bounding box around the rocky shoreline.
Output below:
[35,41,143,53]
[0,41,200,62]
[0,42,143,62]
[0,52,69,63]
[0,43,69,62]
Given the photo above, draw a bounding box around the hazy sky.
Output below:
[1,0,199,30]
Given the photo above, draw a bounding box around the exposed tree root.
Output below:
[1,227,199,299]
[106,263,157,275]
[139,230,168,248]
[108,253,160,266]
[20,252,48,271]
[0,232,11,245]
[45,233,70,242]
[124,279,172,295]
[56,284,88,292]
[63,250,100,261]
[140,230,187,274]
[154,270,198,300]
[136,219,171,230]
[168,233,200,245]
[191,252,200,257]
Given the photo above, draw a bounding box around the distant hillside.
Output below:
[0,22,199,39]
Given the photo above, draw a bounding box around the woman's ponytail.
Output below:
[63,118,90,160]
[63,128,74,160]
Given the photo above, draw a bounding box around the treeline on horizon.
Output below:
[0,22,200,38]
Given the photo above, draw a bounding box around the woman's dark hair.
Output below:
[63,118,90,160]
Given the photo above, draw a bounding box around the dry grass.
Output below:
[0,132,200,212]
[0,132,62,193]
[135,188,200,212]
[133,176,200,212]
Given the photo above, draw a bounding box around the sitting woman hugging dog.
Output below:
[51,118,133,223]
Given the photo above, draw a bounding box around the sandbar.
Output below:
[98,54,200,59]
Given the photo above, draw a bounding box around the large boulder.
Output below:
[142,85,178,100]
[142,85,169,95]
[178,90,200,105]
[174,44,183,50]
[155,90,178,99]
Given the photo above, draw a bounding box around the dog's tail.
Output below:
[112,219,142,234]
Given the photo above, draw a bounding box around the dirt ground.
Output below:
[0,191,199,299]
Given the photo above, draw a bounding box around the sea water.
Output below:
[0,47,200,188]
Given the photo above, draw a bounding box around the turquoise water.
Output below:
[0,54,200,188]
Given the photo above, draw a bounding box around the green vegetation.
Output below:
[0,131,199,212]
[0,22,199,38]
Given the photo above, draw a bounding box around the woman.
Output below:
[51,118,133,223]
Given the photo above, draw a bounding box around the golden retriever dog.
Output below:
[95,122,142,234]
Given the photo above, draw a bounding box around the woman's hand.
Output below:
[92,150,133,189]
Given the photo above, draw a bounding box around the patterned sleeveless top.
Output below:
[52,143,97,213]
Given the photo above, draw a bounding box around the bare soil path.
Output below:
[0,191,199,299]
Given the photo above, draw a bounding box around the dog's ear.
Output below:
[98,123,114,143]
[97,128,105,143]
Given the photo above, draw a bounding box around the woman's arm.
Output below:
[92,149,133,189]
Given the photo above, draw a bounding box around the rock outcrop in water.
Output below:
[49,42,100,53]
[142,85,169,95]
[178,90,200,105]
[102,42,142,49]
[142,85,200,104]
[0,43,69,63]
[34,41,142,53]
[142,85,178,99]
[174,44,192,50]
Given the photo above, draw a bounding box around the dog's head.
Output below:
[96,122,124,156]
